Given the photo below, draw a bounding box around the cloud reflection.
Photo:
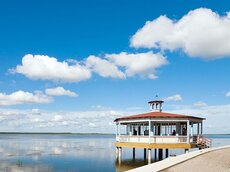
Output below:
[0,134,116,172]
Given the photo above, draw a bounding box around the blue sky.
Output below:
[0,0,230,133]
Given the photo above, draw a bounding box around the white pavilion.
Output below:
[114,99,211,164]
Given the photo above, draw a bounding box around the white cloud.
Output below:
[45,87,78,97]
[0,90,52,106]
[51,115,64,122]
[88,122,97,128]
[226,91,230,97]
[91,105,111,110]
[31,108,41,115]
[0,106,144,132]
[164,94,182,102]
[86,52,167,79]
[31,117,44,123]
[12,54,91,82]
[106,51,168,79]
[85,55,126,79]
[193,101,207,107]
[131,8,230,59]
[0,103,229,133]
[168,104,230,134]
[12,53,168,81]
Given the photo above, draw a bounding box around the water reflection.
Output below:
[0,134,228,172]
[0,134,116,172]
[115,148,184,172]
[0,162,52,172]
[115,159,148,172]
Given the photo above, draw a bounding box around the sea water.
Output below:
[0,134,229,172]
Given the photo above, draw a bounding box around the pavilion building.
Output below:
[114,99,211,164]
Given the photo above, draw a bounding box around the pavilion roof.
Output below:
[114,111,205,122]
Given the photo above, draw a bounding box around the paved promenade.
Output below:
[128,145,230,172]
[163,147,230,172]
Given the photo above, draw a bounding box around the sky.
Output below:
[0,0,230,133]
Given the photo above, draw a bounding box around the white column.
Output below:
[201,121,203,135]
[116,123,118,141]
[152,122,155,136]
[129,125,132,136]
[118,147,122,165]
[149,120,151,144]
[187,120,190,143]
[191,122,193,136]
[160,123,161,135]
[142,124,144,136]
[119,147,122,158]
[167,123,169,135]
[118,122,121,142]
[116,147,119,159]
[176,123,179,135]
[148,149,151,164]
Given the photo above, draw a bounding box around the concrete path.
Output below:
[162,147,230,172]
[127,145,230,172]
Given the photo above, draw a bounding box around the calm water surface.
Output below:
[0,134,229,172]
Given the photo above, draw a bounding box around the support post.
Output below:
[165,149,169,158]
[198,123,200,135]
[158,149,163,160]
[185,149,189,153]
[133,148,135,159]
[118,147,122,165]
[116,147,119,159]
[144,148,146,159]
[118,147,122,158]
[148,149,151,164]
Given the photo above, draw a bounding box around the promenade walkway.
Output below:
[162,147,230,172]
[128,145,230,172]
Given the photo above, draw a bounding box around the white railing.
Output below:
[117,135,190,144]
[197,135,212,147]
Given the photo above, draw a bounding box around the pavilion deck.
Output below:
[116,135,196,144]
[115,142,197,149]
[115,135,198,149]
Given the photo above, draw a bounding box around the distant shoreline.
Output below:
[0,132,228,135]
[0,132,115,135]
